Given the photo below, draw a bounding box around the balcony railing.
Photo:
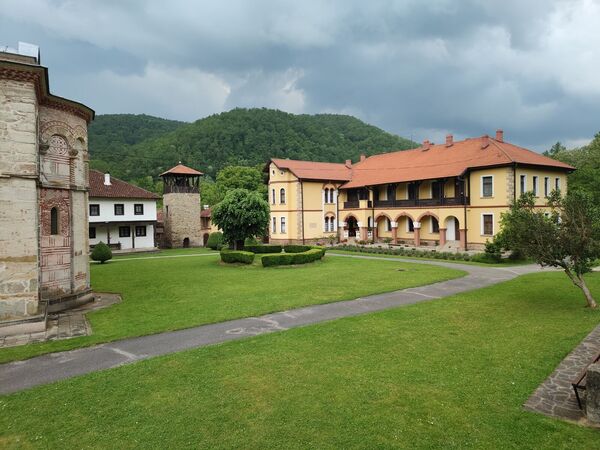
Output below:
[343,200,359,209]
[164,185,199,194]
[372,196,469,208]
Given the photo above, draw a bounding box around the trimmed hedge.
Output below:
[262,247,326,267]
[220,249,255,264]
[244,245,282,254]
[206,232,224,250]
[283,244,313,253]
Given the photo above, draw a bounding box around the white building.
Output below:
[88,170,160,250]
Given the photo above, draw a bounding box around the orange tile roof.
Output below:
[270,158,352,181]
[160,164,204,177]
[341,135,574,188]
[89,170,160,199]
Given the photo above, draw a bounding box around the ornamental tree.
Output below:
[91,241,113,264]
[211,188,270,250]
[498,190,600,308]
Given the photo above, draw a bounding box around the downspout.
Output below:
[464,171,470,251]
[300,180,305,244]
[513,163,517,202]
[370,187,375,244]
[336,184,340,244]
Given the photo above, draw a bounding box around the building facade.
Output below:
[0,45,94,328]
[267,131,574,250]
[160,164,204,248]
[88,171,159,251]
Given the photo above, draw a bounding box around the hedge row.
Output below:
[206,232,224,250]
[220,249,255,264]
[335,244,475,261]
[283,244,313,253]
[262,247,326,267]
[243,245,282,254]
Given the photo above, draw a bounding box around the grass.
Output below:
[329,249,533,267]
[105,247,217,260]
[1,272,599,449]
[0,252,463,363]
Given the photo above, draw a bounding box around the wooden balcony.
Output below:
[164,185,199,194]
[372,196,469,208]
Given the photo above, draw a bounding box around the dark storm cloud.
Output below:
[2,0,599,150]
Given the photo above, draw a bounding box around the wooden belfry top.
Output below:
[160,164,204,177]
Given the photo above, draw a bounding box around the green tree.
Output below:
[211,189,270,250]
[90,242,113,264]
[498,191,600,308]
[543,141,566,158]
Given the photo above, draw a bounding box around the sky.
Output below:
[2,0,600,151]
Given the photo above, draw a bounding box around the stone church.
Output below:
[0,45,94,334]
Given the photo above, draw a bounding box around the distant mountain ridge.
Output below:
[88,108,418,182]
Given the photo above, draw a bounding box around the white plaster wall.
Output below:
[88,198,157,223]
[90,222,155,250]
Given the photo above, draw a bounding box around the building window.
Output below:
[407,217,414,232]
[89,226,96,239]
[324,188,329,204]
[533,176,539,196]
[89,204,100,216]
[119,226,131,238]
[431,217,439,233]
[272,216,276,233]
[481,176,493,198]
[555,177,561,191]
[135,225,147,237]
[324,217,330,232]
[280,217,286,233]
[280,188,286,204]
[50,207,59,235]
[329,189,335,203]
[114,204,124,216]
[134,204,144,215]
[272,189,276,205]
[482,214,494,236]
[544,177,550,197]
[520,175,526,195]
[386,218,392,232]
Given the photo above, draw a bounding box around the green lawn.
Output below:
[0,252,463,363]
[1,272,598,449]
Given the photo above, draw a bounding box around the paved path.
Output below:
[0,255,550,395]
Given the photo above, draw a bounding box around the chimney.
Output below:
[496,129,504,142]
[345,159,352,168]
[422,139,431,151]
[104,173,111,186]
[360,154,366,162]
[445,134,453,147]
[481,135,490,149]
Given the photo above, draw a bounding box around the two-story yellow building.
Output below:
[266,130,574,250]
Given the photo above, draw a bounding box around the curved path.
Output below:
[0,254,552,395]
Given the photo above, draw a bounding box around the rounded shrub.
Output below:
[206,232,224,250]
[244,245,282,254]
[220,249,255,264]
[91,241,112,264]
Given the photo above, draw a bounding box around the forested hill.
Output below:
[88,108,417,182]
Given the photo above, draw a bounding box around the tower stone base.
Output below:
[163,193,203,247]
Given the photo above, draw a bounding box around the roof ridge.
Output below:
[488,138,514,162]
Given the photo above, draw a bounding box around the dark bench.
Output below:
[572,351,600,409]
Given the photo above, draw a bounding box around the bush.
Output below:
[206,232,224,250]
[91,241,112,263]
[220,249,255,264]
[244,236,260,246]
[283,244,312,253]
[484,239,502,263]
[244,245,282,254]
[262,247,325,267]
[471,253,500,264]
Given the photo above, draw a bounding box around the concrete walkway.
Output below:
[0,255,550,395]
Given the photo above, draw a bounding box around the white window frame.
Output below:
[280,217,286,234]
[555,177,561,191]
[520,174,527,195]
[271,189,276,205]
[481,213,495,236]
[272,216,276,233]
[532,176,539,197]
[480,175,494,198]
[324,217,329,232]
[544,177,549,197]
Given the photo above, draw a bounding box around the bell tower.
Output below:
[160,163,203,248]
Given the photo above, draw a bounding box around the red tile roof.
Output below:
[160,164,204,176]
[341,135,574,188]
[89,170,160,199]
[270,158,352,181]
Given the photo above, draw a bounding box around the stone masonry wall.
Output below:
[164,193,203,247]
[0,78,39,318]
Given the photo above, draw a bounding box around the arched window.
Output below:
[50,207,59,235]
[272,189,276,205]
[407,217,414,232]
[386,218,392,231]
[280,188,286,204]
[280,217,286,233]
[324,188,329,204]
[330,189,335,203]
[324,217,330,232]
